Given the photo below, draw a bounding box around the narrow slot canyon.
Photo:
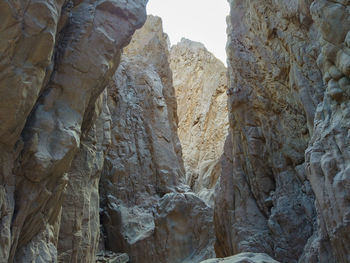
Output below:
[0,1,350,263]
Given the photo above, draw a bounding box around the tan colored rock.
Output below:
[199,252,280,263]
[0,0,66,148]
[170,38,228,206]
[99,16,215,263]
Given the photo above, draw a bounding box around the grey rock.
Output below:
[99,16,215,263]
[0,0,147,262]
[199,252,280,263]
[218,0,350,262]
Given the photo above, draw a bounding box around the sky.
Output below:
[147,0,230,64]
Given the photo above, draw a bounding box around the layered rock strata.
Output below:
[0,0,147,262]
[99,16,215,263]
[170,39,229,206]
[216,0,350,263]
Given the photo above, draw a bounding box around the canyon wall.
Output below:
[0,0,147,262]
[99,16,215,263]
[170,39,229,206]
[1,0,350,262]
[215,0,350,263]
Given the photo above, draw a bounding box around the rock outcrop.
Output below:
[2,0,350,262]
[99,16,215,263]
[216,0,350,263]
[200,252,280,263]
[170,38,229,206]
[304,1,350,262]
[0,0,147,262]
[57,90,111,263]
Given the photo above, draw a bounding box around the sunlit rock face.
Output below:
[216,0,350,262]
[170,38,229,207]
[99,16,215,263]
[0,0,147,262]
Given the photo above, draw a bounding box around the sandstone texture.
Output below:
[216,0,350,263]
[200,252,280,263]
[99,16,215,263]
[170,39,229,206]
[0,0,147,262]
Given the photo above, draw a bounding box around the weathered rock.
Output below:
[199,252,280,263]
[96,251,129,263]
[99,16,215,263]
[215,0,322,262]
[170,38,229,206]
[217,0,350,263]
[57,90,111,263]
[0,0,147,262]
[303,1,350,263]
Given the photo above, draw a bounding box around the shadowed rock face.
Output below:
[170,38,229,207]
[99,16,215,263]
[0,0,147,262]
[216,0,350,262]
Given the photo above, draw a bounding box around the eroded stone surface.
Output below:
[199,252,280,263]
[217,0,350,263]
[215,0,321,262]
[303,1,350,263]
[57,90,111,263]
[99,16,215,263]
[0,1,147,262]
[170,38,229,206]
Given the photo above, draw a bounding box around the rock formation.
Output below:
[170,39,229,206]
[1,0,350,262]
[200,252,280,263]
[57,90,111,263]
[0,0,147,262]
[215,0,350,263]
[99,16,215,263]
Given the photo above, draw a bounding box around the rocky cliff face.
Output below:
[2,0,350,263]
[99,16,215,263]
[216,0,350,263]
[170,39,228,206]
[0,0,147,262]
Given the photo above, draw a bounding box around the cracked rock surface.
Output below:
[99,16,215,263]
[0,0,147,262]
[216,0,350,262]
[170,38,229,207]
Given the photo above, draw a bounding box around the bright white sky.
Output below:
[147,0,229,64]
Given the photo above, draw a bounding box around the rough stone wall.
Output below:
[170,39,229,206]
[99,16,215,263]
[0,0,147,262]
[216,0,350,262]
[303,1,350,262]
[57,90,111,263]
